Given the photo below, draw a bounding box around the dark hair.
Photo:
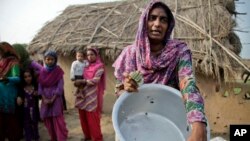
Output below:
[76,49,84,54]
[20,68,38,90]
[76,50,85,56]
[0,47,3,53]
[149,2,173,27]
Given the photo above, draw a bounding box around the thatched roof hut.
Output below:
[27,0,250,113]
[27,1,250,133]
[28,0,249,81]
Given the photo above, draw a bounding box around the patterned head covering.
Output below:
[44,50,57,64]
[87,48,98,56]
[0,42,19,59]
[39,50,64,87]
[84,47,106,90]
[0,42,19,77]
[113,0,189,84]
[44,50,58,71]
[135,0,175,68]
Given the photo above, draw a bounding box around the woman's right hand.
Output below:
[123,73,138,92]
[42,96,51,105]
[74,79,86,87]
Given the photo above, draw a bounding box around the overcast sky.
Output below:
[0,0,116,43]
[235,0,250,59]
[0,0,249,58]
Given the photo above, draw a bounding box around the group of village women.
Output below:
[0,42,105,141]
[0,0,207,141]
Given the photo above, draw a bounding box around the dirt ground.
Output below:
[35,74,250,141]
[196,74,250,140]
[36,109,115,141]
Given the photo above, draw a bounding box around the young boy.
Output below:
[70,50,88,81]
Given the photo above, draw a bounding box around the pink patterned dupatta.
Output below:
[112,0,188,84]
[83,48,106,112]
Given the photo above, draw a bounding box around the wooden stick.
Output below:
[171,0,178,38]
[88,3,120,44]
[176,14,250,73]
[119,8,135,37]
[101,26,119,38]
[208,0,213,66]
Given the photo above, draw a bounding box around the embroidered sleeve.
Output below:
[178,50,207,124]
[86,68,104,85]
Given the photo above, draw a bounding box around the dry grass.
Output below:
[27,0,249,82]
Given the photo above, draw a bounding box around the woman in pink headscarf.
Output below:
[113,0,207,141]
[74,48,105,141]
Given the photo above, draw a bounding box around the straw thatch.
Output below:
[27,0,250,82]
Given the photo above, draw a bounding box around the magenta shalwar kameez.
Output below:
[38,51,68,141]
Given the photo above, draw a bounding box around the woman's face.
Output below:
[147,7,168,43]
[44,56,56,67]
[87,50,97,63]
[24,72,32,84]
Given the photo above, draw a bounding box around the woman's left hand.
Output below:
[188,122,207,141]
[16,96,23,106]
[123,72,138,92]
